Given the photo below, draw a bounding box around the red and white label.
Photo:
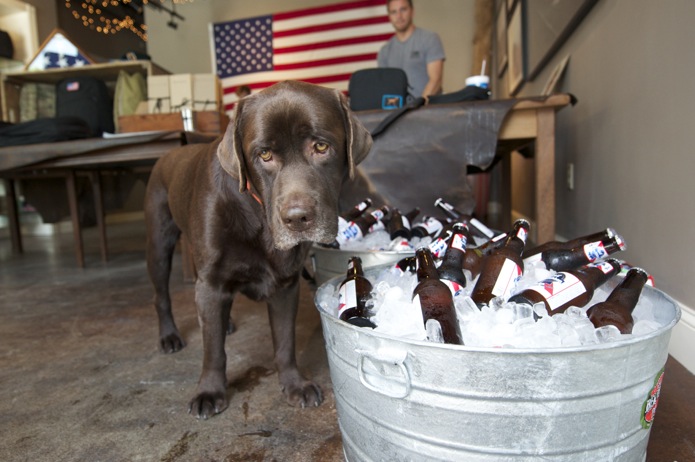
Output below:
[525,273,586,310]
[491,258,522,299]
[337,279,357,317]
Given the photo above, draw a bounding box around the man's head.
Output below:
[387,0,414,34]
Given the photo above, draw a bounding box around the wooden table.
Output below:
[0,131,183,267]
[355,94,573,243]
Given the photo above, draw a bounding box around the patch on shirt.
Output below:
[410,51,421,59]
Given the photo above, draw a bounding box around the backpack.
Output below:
[56,76,114,136]
[348,68,409,111]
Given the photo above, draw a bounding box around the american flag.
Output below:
[211,0,393,113]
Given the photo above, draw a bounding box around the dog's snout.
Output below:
[281,196,317,232]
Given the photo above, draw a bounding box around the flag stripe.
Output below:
[273,6,389,32]
[274,32,393,54]
[273,16,388,38]
[273,0,387,21]
[274,41,384,65]
[273,53,377,71]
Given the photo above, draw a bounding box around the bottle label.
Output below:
[591,260,615,274]
[389,238,413,252]
[428,238,448,258]
[491,258,522,299]
[338,279,357,317]
[583,240,608,262]
[338,216,349,231]
[420,217,444,235]
[336,222,364,245]
[442,279,465,297]
[524,272,586,310]
[451,233,467,252]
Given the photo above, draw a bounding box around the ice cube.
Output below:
[425,319,445,343]
[595,325,622,343]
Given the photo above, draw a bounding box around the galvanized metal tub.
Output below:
[315,266,681,462]
[309,244,414,286]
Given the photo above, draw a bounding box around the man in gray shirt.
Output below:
[377,0,445,100]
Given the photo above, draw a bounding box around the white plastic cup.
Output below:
[465,75,490,89]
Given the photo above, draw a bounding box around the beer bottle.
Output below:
[404,207,421,227]
[470,219,530,307]
[434,197,495,239]
[522,228,616,259]
[523,234,626,272]
[338,198,372,230]
[437,223,469,296]
[508,259,622,316]
[463,231,507,279]
[586,267,649,334]
[411,215,446,239]
[394,235,449,274]
[337,256,377,328]
[387,208,411,240]
[412,247,462,344]
[335,206,390,247]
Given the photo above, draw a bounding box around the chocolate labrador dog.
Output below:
[144,81,372,419]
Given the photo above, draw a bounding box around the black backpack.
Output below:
[56,76,114,136]
[348,68,409,111]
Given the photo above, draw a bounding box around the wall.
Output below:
[502,0,695,372]
[146,0,476,93]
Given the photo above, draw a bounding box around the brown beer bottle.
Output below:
[387,208,411,240]
[434,197,495,239]
[508,259,622,316]
[522,228,616,259]
[338,198,372,229]
[470,219,530,307]
[586,267,649,334]
[437,223,469,296]
[410,216,446,239]
[335,205,390,247]
[412,247,462,344]
[463,231,507,279]
[337,256,377,328]
[523,234,626,272]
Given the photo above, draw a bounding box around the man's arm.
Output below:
[421,59,444,98]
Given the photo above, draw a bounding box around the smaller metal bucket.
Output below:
[315,265,681,462]
[309,244,413,286]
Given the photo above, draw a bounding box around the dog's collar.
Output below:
[246,181,263,205]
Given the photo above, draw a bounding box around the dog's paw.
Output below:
[283,380,323,408]
[188,391,228,420]
[159,332,186,354]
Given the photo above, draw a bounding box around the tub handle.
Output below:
[356,348,411,399]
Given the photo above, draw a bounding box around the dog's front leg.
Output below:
[267,277,323,408]
[188,279,233,419]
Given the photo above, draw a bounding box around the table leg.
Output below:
[89,171,108,262]
[3,178,23,254]
[65,170,85,268]
[534,107,556,244]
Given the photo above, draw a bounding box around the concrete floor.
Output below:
[0,220,344,462]
[1,219,694,462]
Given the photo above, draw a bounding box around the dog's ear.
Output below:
[216,99,249,192]
[336,90,372,179]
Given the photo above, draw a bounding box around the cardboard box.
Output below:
[147,75,170,113]
[192,73,219,112]
[169,74,193,110]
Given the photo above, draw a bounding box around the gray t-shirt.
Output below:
[377,27,446,98]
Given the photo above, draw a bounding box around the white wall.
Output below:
[506,0,695,372]
[145,0,476,93]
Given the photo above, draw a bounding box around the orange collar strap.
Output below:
[246,181,263,205]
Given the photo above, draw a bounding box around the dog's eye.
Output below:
[314,142,330,154]
[258,149,272,161]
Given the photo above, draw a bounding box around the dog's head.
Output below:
[217,80,372,250]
